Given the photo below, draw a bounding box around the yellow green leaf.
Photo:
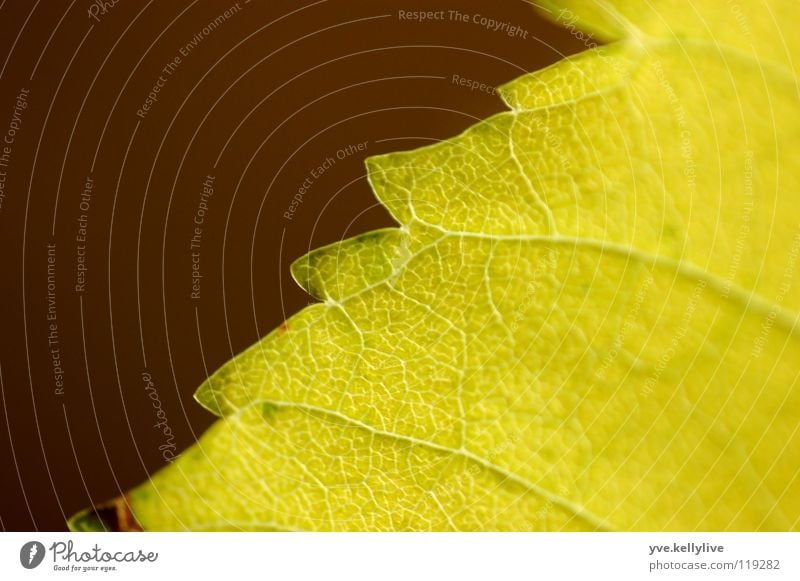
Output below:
[70,0,800,531]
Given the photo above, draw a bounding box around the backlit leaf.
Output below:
[71,0,800,531]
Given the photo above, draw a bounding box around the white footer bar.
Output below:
[1,532,797,580]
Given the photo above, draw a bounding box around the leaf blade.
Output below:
[79,0,800,531]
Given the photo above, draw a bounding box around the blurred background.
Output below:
[0,0,583,531]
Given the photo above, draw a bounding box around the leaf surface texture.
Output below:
[96,0,800,531]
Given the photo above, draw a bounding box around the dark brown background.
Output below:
[0,0,582,531]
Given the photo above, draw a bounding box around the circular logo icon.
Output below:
[19,541,46,569]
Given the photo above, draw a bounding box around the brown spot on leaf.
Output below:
[69,495,143,532]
